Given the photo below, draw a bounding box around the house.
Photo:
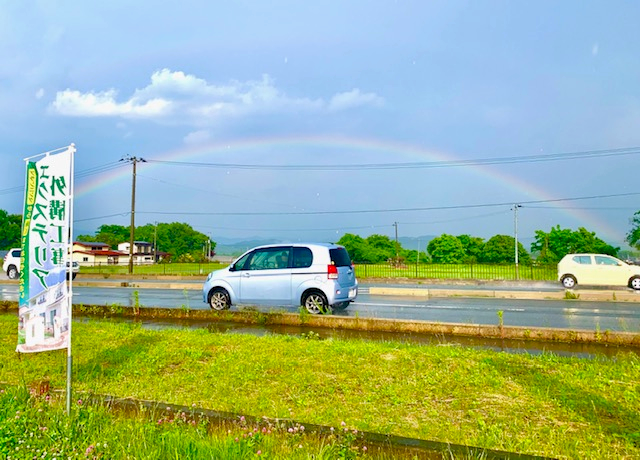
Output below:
[118,241,158,265]
[72,241,127,266]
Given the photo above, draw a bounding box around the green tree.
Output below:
[337,233,370,262]
[626,211,640,250]
[532,225,618,263]
[0,210,22,250]
[365,234,397,263]
[427,234,466,264]
[77,222,214,259]
[456,234,485,263]
[480,234,531,264]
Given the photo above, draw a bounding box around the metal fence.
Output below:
[78,261,557,281]
[354,262,557,281]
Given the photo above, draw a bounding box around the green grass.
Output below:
[0,314,638,459]
[77,261,557,282]
[354,263,556,282]
[0,385,404,459]
[79,262,226,276]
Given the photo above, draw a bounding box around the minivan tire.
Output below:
[630,276,640,291]
[209,288,231,310]
[7,266,18,280]
[561,275,577,289]
[302,291,329,315]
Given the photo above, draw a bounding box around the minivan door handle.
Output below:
[242,272,251,278]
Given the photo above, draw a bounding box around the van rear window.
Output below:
[329,248,352,267]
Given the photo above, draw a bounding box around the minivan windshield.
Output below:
[329,248,352,267]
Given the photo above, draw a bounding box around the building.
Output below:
[72,241,127,266]
[118,241,157,265]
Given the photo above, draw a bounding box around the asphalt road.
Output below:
[1,278,639,332]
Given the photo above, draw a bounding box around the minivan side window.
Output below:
[329,248,352,267]
[247,248,291,270]
[292,247,313,268]
[232,252,253,271]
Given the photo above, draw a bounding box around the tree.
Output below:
[0,210,22,250]
[626,211,640,250]
[531,225,618,263]
[77,222,214,259]
[457,234,485,263]
[427,234,466,264]
[337,233,370,262]
[480,234,531,264]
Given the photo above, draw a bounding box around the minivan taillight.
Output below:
[328,264,338,279]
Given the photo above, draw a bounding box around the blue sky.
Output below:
[1,1,639,248]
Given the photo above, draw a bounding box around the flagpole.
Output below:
[66,144,76,414]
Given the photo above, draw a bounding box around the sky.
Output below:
[1,1,640,250]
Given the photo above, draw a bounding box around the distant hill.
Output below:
[215,238,282,256]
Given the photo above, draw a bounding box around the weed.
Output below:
[299,306,310,324]
[564,290,580,300]
[182,288,190,310]
[301,331,321,340]
[132,290,140,315]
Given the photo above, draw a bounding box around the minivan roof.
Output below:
[250,242,343,250]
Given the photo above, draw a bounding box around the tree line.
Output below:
[338,217,640,265]
[3,208,640,264]
[0,210,215,262]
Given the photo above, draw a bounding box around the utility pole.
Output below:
[153,221,158,264]
[513,204,522,280]
[393,222,399,266]
[121,155,146,274]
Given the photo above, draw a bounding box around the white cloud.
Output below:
[50,69,383,125]
[183,130,211,145]
[51,88,171,118]
[328,89,384,112]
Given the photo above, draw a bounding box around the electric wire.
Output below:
[144,146,640,171]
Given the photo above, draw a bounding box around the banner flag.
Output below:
[17,145,74,353]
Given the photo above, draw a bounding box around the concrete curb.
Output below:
[369,286,640,302]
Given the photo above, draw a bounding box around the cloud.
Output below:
[35,88,45,99]
[51,88,171,118]
[183,130,211,145]
[328,89,384,112]
[592,43,599,56]
[50,69,383,125]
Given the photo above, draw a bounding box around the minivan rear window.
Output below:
[329,248,352,267]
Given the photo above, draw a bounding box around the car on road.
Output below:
[2,248,79,280]
[558,253,640,290]
[202,243,358,314]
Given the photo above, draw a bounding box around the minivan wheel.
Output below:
[302,291,329,315]
[209,288,231,310]
[7,266,18,280]
[630,276,640,291]
[332,301,350,311]
[561,275,577,289]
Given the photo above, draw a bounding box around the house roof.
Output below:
[74,241,110,248]
[73,250,126,257]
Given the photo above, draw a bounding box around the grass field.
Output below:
[0,314,638,459]
[79,261,558,282]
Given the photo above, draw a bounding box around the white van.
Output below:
[558,253,640,290]
[2,248,79,280]
[202,243,358,314]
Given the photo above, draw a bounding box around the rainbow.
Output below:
[75,135,622,241]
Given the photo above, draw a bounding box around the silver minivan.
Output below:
[202,243,358,314]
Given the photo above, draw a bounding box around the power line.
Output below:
[0,161,125,196]
[144,146,640,171]
[137,191,640,217]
